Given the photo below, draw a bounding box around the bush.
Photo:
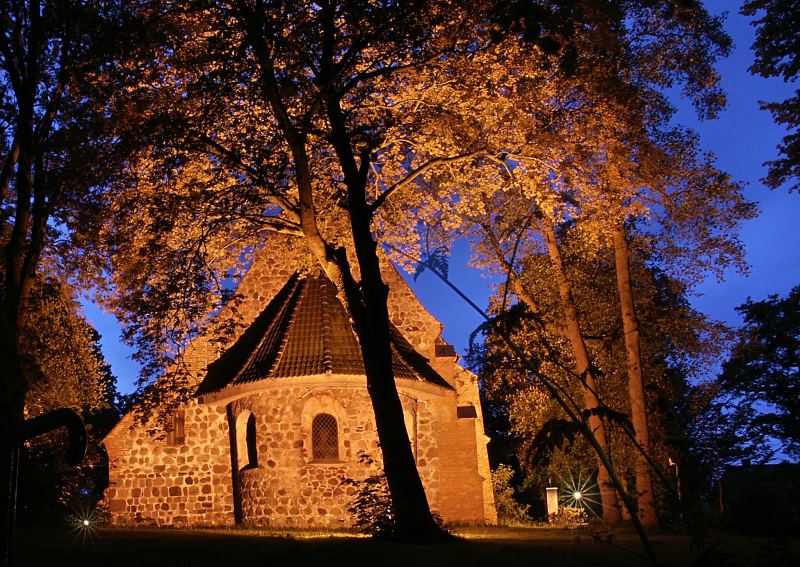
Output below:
[548,506,588,528]
[492,464,531,525]
[340,453,395,538]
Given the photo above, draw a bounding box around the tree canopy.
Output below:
[18,275,119,523]
[743,0,800,190]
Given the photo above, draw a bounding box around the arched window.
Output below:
[312,413,339,461]
[236,411,258,470]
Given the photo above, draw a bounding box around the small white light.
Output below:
[573,491,582,500]
[83,519,90,526]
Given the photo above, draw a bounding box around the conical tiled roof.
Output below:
[196,272,452,395]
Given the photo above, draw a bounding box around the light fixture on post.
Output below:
[546,486,559,520]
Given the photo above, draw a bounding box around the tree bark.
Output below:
[612,224,657,527]
[542,220,622,524]
[2,38,38,563]
[343,231,445,540]
[291,144,443,540]
[0,324,25,567]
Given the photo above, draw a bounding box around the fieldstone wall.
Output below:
[212,378,446,528]
[105,377,473,528]
[103,402,235,526]
[382,260,443,356]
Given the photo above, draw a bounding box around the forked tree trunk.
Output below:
[612,224,657,527]
[542,221,622,524]
[238,2,449,540]
[294,173,444,541]
[324,96,445,541]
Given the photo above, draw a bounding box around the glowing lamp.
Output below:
[573,491,582,500]
[83,519,90,526]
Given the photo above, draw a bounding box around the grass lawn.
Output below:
[12,525,797,567]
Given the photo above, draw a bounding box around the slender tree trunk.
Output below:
[612,224,657,527]
[542,221,622,524]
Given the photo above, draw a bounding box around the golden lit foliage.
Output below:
[473,224,731,504]
[21,277,110,419]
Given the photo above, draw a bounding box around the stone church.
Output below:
[103,240,496,528]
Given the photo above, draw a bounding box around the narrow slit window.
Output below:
[245,413,258,468]
[236,411,258,471]
[167,410,185,446]
[312,413,339,461]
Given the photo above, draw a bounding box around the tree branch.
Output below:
[370,150,483,213]
[194,134,300,221]
[0,135,19,205]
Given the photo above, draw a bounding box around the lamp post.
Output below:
[546,486,559,520]
[668,457,682,504]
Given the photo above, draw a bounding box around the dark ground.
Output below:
[12,525,798,567]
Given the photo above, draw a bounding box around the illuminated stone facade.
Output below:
[103,240,496,528]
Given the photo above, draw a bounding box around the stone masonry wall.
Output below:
[217,379,443,528]
[103,402,235,527]
[105,377,463,528]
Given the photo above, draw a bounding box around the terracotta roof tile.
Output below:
[196,272,451,395]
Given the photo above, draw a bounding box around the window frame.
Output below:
[166,409,185,446]
[311,413,340,462]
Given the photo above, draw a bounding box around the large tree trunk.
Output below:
[293,169,443,541]
[238,2,448,540]
[612,224,657,527]
[2,80,36,565]
[0,331,25,567]
[324,94,445,541]
[542,221,622,524]
[343,230,445,540]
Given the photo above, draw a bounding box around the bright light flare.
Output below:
[68,503,101,546]
[559,471,600,517]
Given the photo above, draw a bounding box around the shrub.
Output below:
[548,506,588,528]
[340,453,395,538]
[492,464,531,525]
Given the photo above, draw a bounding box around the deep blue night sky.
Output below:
[86,0,800,395]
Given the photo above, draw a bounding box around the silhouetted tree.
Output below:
[743,0,800,190]
[17,277,120,524]
[718,285,800,459]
